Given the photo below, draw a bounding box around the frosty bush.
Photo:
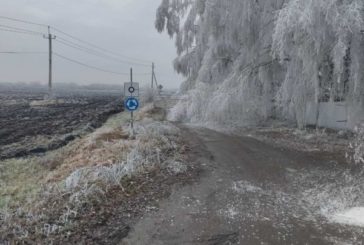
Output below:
[349,124,364,164]
[63,121,183,206]
[141,87,158,104]
[168,95,189,122]
[156,0,364,128]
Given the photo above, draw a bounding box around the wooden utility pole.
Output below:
[44,26,56,96]
[151,62,159,89]
[153,70,158,87]
[151,62,155,89]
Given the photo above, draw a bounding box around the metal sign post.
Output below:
[130,68,134,132]
[124,68,140,137]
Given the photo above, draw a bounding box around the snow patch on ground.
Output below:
[285,165,364,228]
[167,161,187,174]
[232,180,264,194]
[331,207,364,227]
[219,205,240,220]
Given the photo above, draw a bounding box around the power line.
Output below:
[55,39,116,62]
[0,15,47,27]
[0,15,154,66]
[0,15,155,81]
[0,27,43,36]
[0,51,46,54]
[54,52,151,76]
[0,24,41,32]
[0,24,44,35]
[52,26,152,64]
[56,37,105,54]
[56,37,151,67]
[54,52,150,76]
[55,38,151,67]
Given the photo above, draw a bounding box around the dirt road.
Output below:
[123,126,364,244]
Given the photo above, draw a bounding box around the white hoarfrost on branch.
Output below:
[156,0,364,129]
[272,0,364,128]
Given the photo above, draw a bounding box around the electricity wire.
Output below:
[55,37,150,67]
[53,52,150,76]
[0,51,46,54]
[0,15,154,66]
[0,15,47,27]
[52,26,152,65]
[0,27,43,36]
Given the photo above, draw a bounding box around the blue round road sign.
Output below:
[125,97,139,111]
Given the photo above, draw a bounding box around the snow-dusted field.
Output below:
[0,85,122,160]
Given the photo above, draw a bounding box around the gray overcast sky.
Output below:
[0,0,183,89]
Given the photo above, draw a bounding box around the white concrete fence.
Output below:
[305,102,364,130]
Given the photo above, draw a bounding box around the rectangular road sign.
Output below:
[124,82,139,97]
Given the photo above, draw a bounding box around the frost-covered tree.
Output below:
[156,0,364,129]
[272,0,364,127]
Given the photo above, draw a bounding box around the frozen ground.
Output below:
[123,126,364,244]
[237,123,352,155]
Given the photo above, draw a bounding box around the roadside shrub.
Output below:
[348,124,364,164]
[141,87,158,104]
[62,121,183,207]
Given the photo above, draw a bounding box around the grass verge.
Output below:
[0,102,192,243]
